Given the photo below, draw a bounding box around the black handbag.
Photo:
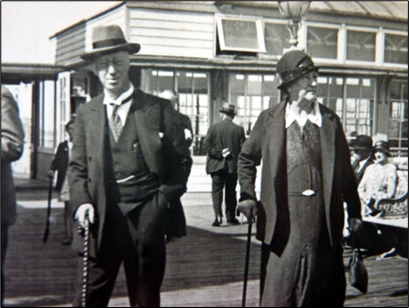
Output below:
[348,238,368,294]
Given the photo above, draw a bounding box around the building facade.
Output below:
[3,1,407,180]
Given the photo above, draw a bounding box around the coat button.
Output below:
[88,157,92,161]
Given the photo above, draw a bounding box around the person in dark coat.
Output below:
[237,50,362,307]
[68,25,192,307]
[349,135,374,184]
[204,103,246,226]
[1,85,24,306]
[160,89,193,147]
[48,119,75,245]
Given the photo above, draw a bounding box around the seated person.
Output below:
[350,135,374,184]
[358,141,398,217]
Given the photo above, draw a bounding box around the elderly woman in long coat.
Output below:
[237,50,362,307]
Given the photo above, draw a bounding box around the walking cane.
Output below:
[80,218,90,307]
[42,173,54,243]
[242,208,253,307]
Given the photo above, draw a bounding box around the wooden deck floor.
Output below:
[2,191,407,307]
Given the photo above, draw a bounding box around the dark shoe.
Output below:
[62,239,72,245]
[227,218,240,225]
[212,220,220,227]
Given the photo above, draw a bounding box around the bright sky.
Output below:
[1,1,123,64]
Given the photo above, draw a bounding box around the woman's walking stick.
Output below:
[81,218,90,307]
[242,208,253,307]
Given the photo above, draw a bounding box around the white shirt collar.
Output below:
[103,84,134,106]
[103,84,134,126]
[358,157,372,172]
[285,100,322,129]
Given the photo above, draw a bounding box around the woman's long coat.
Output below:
[238,101,361,255]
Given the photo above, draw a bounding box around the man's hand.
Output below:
[75,203,95,228]
[47,170,54,178]
[222,148,231,158]
[238,199,257,221]
[348,218,363,234]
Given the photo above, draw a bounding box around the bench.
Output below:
[374,169,408,218]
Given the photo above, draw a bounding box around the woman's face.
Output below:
[374,150,388,163]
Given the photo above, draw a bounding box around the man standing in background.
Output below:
[204,102,246,227]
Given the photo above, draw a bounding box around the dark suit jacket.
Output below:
[1,86,24,227]
[238,101,361,250]
[355,159,374,184]
[178,112,193,147]
[204,118,246,174]
[49,141,69,191]
[69,89,192,256]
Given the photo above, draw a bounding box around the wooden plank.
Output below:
[130,9,213,24]
[130,27,214,41]
[137,36,213,49]
[137,45,213,59]
[129,19,214,33]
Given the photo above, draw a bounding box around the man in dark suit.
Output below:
[1,85,24,306]
[237,50,362,306]
[204,103,246,226]
[48,119,75,245]
[349,135,374,184]
[69,25,192,307]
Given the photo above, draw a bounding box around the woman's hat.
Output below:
[80,25,140,61]
[350,135,373,151]
[219,103,236,115]
[373,140,390,156]
[276,50,319,89]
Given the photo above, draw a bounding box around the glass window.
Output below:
[307,26,338,59]
[142,69,210,156]
[229,73,278,135]
[264,23,291,56]
[317,76,375,139]
[344,78,375,136]
[347,30,376,62]
[384,33,408,65]
[388,80,408,157]
[317,77,344,119]
[216,16,266,53]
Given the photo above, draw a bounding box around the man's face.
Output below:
[66,124,75,142]
[287,71,318,106]
[94,50,130,96]
[353,149,371,161]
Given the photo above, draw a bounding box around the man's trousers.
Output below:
[73,192,168,307]
[210,170,238,222]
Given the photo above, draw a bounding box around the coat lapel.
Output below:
[89,96,106,167]
[267,102,286,183]
[319,104,336,215]
[132,91,162,175]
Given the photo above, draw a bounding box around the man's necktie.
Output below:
[109,104,123,142]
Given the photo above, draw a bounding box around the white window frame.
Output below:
[344,25,379,65]
[304,21,342,64]
[216,14,266,53]
[261,18,291,60]
[382,29,408,69]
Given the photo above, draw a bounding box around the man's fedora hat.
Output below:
[80,25,140,61]
[219,103,236,116]
[276,50,319,89]
[373,140,390,156]
[350,135,373,151]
